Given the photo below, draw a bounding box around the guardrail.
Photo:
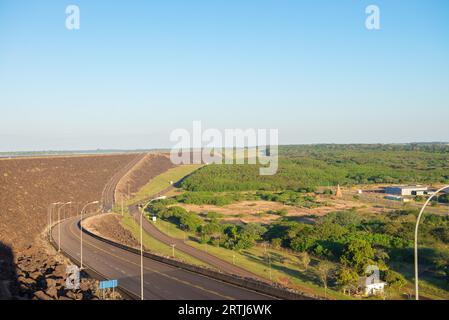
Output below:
[79,217,318,300]
[48,226,139,300]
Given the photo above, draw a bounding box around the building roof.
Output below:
[385,185,428,190]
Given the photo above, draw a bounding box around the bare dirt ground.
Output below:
[175,196,368,224]
[83,213,140,248]
[0,153,139,299]
[115,153,175,202]
[0,154,137,252]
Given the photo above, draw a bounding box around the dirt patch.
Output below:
[115,153,175,202]
[0,154,137,252]
[176,198,368,224]
[83,213,140,248]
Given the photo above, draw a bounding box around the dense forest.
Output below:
[180,144,449,191]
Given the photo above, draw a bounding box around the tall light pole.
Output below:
[138,196,166,300]
[48,202,61,242]
[414,185,449,300]
[80,200,99,269]
[57,202,72,252]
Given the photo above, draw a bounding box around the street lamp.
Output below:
[48,202,61,242]
[138,196,166,300]
[80,200,99,269]
[57,202,72,252]
[414,185,449,300]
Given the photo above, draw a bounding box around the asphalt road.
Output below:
[129,205,265,281]
[101,153,146,212]
[51,216,274,300]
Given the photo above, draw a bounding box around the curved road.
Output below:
[52,216,273,300]
[101,153,146,212]
[129,205,265,280]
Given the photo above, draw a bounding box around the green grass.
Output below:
[150,218,188,240]
[119,209,209,267]
[125,164,203,205]
[149,217,348,299]
[188,240,350,300]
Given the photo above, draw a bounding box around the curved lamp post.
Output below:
[48,202,61,242]
[138,196,166,300]
[414,185,449,300]
[57,202,72,252]
[80,200,99,269]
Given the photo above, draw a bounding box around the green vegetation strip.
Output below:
[125,164,203,206]
[119,209,209,268]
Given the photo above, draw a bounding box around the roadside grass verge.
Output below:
[125,164,203,206]
[149,218,349,299]
[119,209,209,268]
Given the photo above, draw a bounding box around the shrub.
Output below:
[384,270,407,288]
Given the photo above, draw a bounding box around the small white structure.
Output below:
[384,195,410,203]
[359,277,386,296]
[384,185,428,196]
[152,215,157,222]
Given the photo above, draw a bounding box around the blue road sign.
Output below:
[99,279,118,289]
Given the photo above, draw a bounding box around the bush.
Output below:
[335,267,359,289]
[179,212,203,232]
[291,235,315,252]
[340,239,375,274]
[271,238,282,249]
[267,209,288,216]
[384,270,407,288]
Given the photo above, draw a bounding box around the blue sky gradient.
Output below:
[0,0,448,151]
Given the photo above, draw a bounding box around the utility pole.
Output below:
[138,196,166,300]
[48,202,60,242]
[57,202,72,252]
[171,244,175,258]
[80,201,99,269]
[140,205,144,300]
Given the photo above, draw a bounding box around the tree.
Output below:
[179,212,202,232]
[335,267,359,294]
[224,225,238,240]
[384,270,406,289]
[290,235,315,252]
[340,239,375,274]
[242,223,267,241]
[316,261,334,298]
[315,221,348,240]
[271,238,282,249]
[297,252,311,271]
[201,222,222,237]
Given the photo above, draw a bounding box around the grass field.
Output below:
[148,200,449,300]
[119,209,209,268]
[124,164,203,206]
[149,217,349,299]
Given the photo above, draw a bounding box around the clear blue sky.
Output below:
[1,0,448,151]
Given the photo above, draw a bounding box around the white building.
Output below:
[358,277,386,296]
[384,185,428,196]
[384,195,410,203]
